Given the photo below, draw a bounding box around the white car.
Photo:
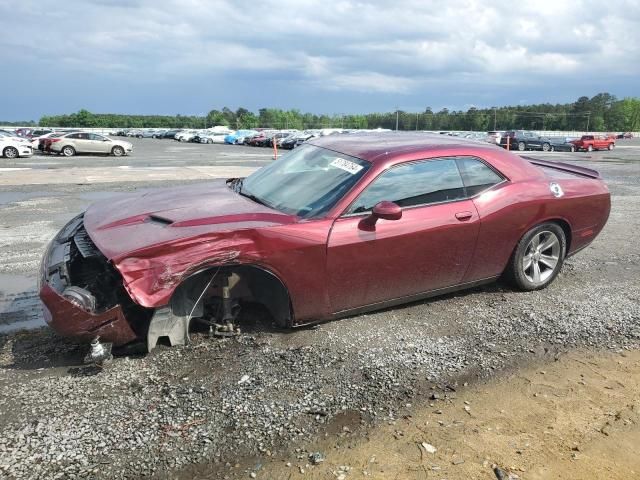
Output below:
[50,132,133,157]
[199,132,229,144]
[175,130,200,142]
[0,130,32,145]
[1,138,34,158]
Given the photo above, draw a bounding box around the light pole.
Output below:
[416,112,419,131]
[492,107,497,130]
[395,107,399,131]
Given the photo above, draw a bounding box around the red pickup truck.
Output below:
[572,135,615,152]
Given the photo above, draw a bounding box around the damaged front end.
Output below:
[39,214,153,346]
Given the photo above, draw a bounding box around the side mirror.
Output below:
[361,201,402,228]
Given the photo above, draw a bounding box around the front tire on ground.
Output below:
[518,141,526,151]
[61,146,76,157]
[504,223,566,291]
[587,144,594,152]
[608,143,614,150]
[2,146,19,159]
[112,146,125,157]
[542,142,551,152]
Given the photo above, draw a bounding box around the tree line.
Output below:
[29,93,640,132]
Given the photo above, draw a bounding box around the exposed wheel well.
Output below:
[170,264,293,328]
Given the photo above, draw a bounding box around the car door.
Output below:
[326,157,481,313]
[69,132,93,153]
[89,134,111,153]
[525,131,542,149]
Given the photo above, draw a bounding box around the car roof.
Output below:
[308,132,501,164]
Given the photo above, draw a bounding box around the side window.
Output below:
[456,157,504,196]
[89,134,105,141]
[67,133,81,139]
[347,159,465,214]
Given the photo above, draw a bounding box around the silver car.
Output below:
[51,132,133,157]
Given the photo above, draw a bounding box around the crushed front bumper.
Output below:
[39,214,139,345]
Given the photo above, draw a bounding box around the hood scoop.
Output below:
[146,214,174,226]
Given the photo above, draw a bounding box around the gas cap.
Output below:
[549,182,564,198]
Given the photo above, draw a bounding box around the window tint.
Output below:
[89,133,106,141]
[456,157,503,196]
[347,159,465,214]
[67,133,81,139]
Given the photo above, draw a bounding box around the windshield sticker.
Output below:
[330,157,363,174]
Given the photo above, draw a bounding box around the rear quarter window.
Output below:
[456,157,504,196]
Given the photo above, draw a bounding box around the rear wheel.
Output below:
[570,145,576,152]
[608,143,614,150]
[61,146,76,157]
[3,146,19,158]
[112,146,125,157]
[587,144,594,152]
[542,142,551,152]
[505,223,566,291]
[518,141,526,151]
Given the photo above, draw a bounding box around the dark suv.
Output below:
[500,130,552,152]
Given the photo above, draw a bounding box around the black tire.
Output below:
[112,146,125,157]
[3,146,19,159]
[542,142,551,152]
[608,143,614,151]
[518,141,526,151]
[570,145,575,152]
[61,146,75,157]
[504,223,566,291]
[587,144,594,152]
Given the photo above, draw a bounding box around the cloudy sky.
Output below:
[1,0,638,120]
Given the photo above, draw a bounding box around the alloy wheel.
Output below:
[522,230,561,285]
[3,147,18,159]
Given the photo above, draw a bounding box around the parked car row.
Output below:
[0,127,135,157]
[496,130,617,152]
[2,125,633,159]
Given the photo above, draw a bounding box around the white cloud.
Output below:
[0,0,638,117]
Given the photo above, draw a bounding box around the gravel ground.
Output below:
[0,138,638,479]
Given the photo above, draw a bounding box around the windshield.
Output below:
[239,144,370,219]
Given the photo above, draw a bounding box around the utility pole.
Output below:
[493,107,497,130]
[395,107,399,131]
[416,112,419,131]
[586,112,591,132]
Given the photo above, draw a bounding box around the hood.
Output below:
[83,179,296,260]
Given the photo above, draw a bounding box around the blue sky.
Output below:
[1,0,638,121]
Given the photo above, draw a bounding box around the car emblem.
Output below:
[549,182,564,198]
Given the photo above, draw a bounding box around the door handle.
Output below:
[455,211,473,221]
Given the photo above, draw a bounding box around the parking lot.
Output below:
[1,137,639,479]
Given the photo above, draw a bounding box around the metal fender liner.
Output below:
[147,307,188,352]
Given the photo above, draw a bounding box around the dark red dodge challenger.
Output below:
[39,134,610,351]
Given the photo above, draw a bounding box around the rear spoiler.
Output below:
[523,156,601,179]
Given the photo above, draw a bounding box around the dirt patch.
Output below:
[257,349,640,479]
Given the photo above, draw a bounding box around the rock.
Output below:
[420,442,437,454]
[308,452,325,465]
